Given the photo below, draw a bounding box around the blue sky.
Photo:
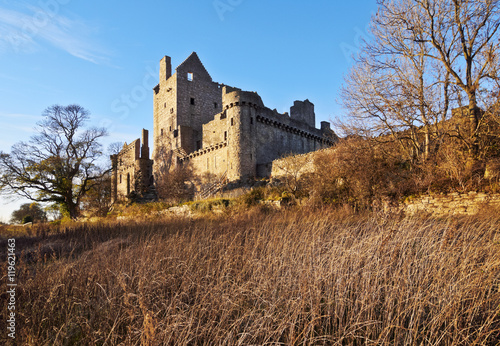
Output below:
[0,0,378,222]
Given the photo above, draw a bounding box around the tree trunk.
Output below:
[424,125,430,160]
[66,196,79,219]
[468,93,480,158]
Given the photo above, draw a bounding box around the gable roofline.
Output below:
[175,52,213,81]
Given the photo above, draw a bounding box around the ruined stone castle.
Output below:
[111,52,336,202]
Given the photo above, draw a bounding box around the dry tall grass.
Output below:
[1,207,500,345]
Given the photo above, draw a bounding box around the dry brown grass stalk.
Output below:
[1,207,499,345]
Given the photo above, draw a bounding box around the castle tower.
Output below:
[153,52,223,164]
[223,87,264,180]
[110,154,118,203]
[141,129,149,159]
[290,100,315,128]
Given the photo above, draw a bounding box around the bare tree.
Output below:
[274,153,314,194]
[413,0,500,156]
[0,105,108,219]
[153,139,194,202]
[108,141,124,156]
[341,0,500,160]
[80,171,112,217]
[153,137,174,199]
[341,0,455,162]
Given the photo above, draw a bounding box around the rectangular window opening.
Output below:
[190,98,195,105]
[187,72,193,81]
[231,118,234,126]
[224,131,227,141]
[214,102,218,109]
[250,117,253,124]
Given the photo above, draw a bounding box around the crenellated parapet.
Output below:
[255,115,336,145]
[222,87,265,109]
[180,141,228,161]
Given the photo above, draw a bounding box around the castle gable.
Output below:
[176,52,212,82]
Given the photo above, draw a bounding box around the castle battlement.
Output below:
[180,141,228,162]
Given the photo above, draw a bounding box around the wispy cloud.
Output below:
[0,3,109,64]
[0,112,38,150]
[0,112,40,121]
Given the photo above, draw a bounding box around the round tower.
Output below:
[223,88,263,181]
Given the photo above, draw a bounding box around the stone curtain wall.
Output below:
[402,192,500,216]
[181,142,229,178]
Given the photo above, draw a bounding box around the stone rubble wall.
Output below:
[402,192,500,216]
[271,148,500,217]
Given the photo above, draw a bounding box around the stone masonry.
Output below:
[400,192,500,216]
[111,52,337,201]
[111,129,153,203]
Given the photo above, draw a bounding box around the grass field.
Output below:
[1,206,500,345]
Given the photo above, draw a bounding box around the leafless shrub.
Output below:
[310,137,413,209]
[154,143,194,203]
[156,164,194,203]
[274,153,313,196]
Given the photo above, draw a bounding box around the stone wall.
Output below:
[182,142,229,179]
[402,192,500,216]
[221,88,336,180]
[112,139,140,201]
[270,150,319,179]
[175,83,336,182]
[271,149,500,218]
[111,129,153,203]
[202,113,229,147]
